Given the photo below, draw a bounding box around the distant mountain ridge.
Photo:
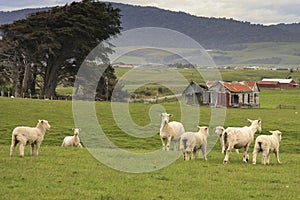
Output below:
[1,2,300,49]
[0,7,51,25]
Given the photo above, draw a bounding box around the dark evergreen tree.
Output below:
[0,0,121,98]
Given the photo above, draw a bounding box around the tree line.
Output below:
[0,0,122,100]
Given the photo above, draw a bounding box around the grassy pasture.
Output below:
[115,68,300,84]
[210,42,300,66]
[114,67,300,99]
[112,42,300,66]
[0,86,299,199]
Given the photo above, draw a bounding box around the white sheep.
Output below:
[252,130,282,165]
[180,126,209,161]
[160,113,185,151]
[215,126,239,154]
[222,119,262,164]
[61,128,83,148]
[10,120,51,157]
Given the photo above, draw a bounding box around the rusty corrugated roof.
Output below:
[222,82,253,92]
[243,81,256,88]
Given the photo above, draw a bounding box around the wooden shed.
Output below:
[182,81,209,106]
[207,81,260,108]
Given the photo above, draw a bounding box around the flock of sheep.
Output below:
[9,120,83,157]
[9,112,282,165]
[159,112,282,165]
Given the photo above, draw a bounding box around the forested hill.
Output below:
[1,2,300,49]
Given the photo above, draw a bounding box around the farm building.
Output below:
[207,81,260,108]
[182,81,209,105]
[183,81,260,108]
[257,78,297,89]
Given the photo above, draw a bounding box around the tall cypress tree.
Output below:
[0,0,121,98]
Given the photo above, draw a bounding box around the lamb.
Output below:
[180,126,209,161]
[10,120,51,157]
[160,113,185,151]
[61,128,83,148]
[252,130,282,165]
[215,126,239,154]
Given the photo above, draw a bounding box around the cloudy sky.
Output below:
[0,0,299,25]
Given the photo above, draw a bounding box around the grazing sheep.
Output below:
[215,126,239,154]
[160,113,185,151]
[252,130,282,165]
[223,119,262,164]
[10,120,51,157]
[180,126,209,161]
[62,128,83,148]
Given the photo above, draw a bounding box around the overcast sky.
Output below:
[0,0,299,25]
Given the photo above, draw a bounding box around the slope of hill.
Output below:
[0,7,50,25]
[1,3,300,65]
[1,3,300,49]
[110,3,300,49]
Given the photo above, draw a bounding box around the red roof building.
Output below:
[257,79,296,89]
[206,81,260,108]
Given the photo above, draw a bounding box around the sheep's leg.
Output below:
[266,152,270,165]
[262,151,267,165]
[183,152,187,160]
[35,143,41,156]
[182,152,185,160]
[275,149,281,164]
[223,145,232,164]
[166,136,172,151]
[10,145,15,157]
[30,144,35,156]
[201,145,207,160]
[160,137,166,150]
[78,143,83,148]
[19,143,25,157]
[191,149,196,160]
[10,141,17,157]
[243,144,250,163]
[235,149,239,154]
[185,152,190,161]
[223,145,228,155]
[252,149,258,165]
[173,141,178,151]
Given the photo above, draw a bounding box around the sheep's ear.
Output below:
[197,125,201,129]
[276,130,282,135]
[269,131,273,134]
[169,114,173,117]
[247,119,253,123]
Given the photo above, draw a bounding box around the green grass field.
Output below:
[209,42,300,66]
[114,67,300,99]
[0,85,299,199]
[112,42,300,67]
